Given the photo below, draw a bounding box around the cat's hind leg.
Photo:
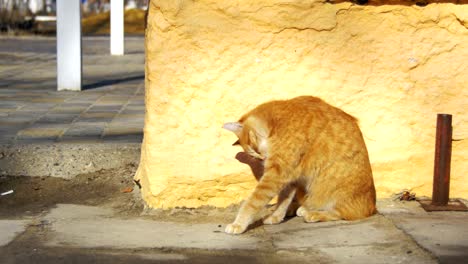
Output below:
[297,207,341,223]
[263,185,296,225]
[296,195,342,223]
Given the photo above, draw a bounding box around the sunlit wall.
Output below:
[135,0,468,208]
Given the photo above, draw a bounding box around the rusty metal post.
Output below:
[419,114,467,211]
[431,114,452,206]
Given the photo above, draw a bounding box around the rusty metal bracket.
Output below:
[419,199,468,212]
[419,114,468,212]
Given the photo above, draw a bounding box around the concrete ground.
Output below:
[1,36,467,263]
[1,199,467,263]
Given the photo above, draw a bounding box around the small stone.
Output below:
[121,187,134,193]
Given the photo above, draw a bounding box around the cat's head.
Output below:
[223,118,268,160]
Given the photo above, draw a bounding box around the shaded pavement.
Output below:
[0,36,145,144]
[0,36,144,177]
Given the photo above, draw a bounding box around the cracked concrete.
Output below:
[2,200,467,263]
[0,220,30,247]
[1,168,467,263]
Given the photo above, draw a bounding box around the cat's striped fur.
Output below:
[223,96,376,234]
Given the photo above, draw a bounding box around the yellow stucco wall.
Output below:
[135,0,468,209]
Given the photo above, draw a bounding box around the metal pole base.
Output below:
[418,114,468,212]
[419,199,468,212]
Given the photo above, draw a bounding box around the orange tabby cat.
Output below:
[223,96,376,234]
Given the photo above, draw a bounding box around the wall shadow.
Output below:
[83,74,145,90]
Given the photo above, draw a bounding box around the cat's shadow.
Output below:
[247,215,298,233]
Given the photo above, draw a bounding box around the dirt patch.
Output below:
[0,164,242,224]
[0,164,143,218]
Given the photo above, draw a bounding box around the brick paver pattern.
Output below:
[0,36,145,144]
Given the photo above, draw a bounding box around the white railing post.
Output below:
[56,0,82,91]
[111,0,124,55]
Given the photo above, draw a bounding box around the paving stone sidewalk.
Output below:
[0,36,145,177]
[0,36,145,144]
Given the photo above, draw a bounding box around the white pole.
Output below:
[56,0,82,91]
[111,0,124,55]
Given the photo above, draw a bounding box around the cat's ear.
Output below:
[223,122,243,136]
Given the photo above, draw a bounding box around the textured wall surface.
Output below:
[135,0,468,208]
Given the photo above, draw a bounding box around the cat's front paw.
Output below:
[225,223,247,234]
